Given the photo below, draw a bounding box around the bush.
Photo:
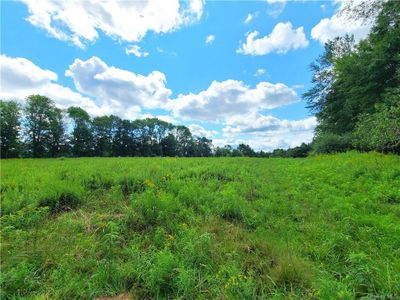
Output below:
[311,133,353,154]
[39,191,81,213]
[353,102,400,154]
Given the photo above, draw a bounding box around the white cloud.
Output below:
[237,22,309,56]
[218,113,317,151]
[0,54,104,116]
[223,113,316,133]
[20,0,204,48]
[311,1,372,44]
[157,47,178,56]
[65,56,172,111]
[244,12,259,24]
[254,68,266,77]
[125,45,149,57]
[0,55,173,119]
[167,79,298,122]
[205,34,215,45]
[0,54,316,151]
[244,13,253,24]
[266,0,287,18]
[188,124,218,138]
[139,113,178,124]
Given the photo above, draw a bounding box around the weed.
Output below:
[1,153,399,298]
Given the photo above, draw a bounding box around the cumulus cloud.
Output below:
[223,113,316,133]
[167,79,298,122]
[217,113,317,151]
[311,1,372,44]
[188,124,218,138]
[0,54,315,150]
[0,55,173,119]
[20,0,204,48]
[205,34,215,44]
[0,54,103,116]
[125,45,149,57]
[237,22,309,56]
[65,56,172,111]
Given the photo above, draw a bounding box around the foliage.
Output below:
[68,106,94,157]
[353,101,400,153]
[0,100,20,158]
[304,1,400,154]
[1,100,231,158]
[1,153,399,298]
[271,143,312,158]
[312,133,353,154]
[24,95,66,157]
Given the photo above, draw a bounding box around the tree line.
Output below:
[1,95,211,158]
[1,95,310,159]
[304,0,400,154]
[2,2,398,158]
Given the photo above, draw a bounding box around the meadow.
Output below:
[1,152,399,299]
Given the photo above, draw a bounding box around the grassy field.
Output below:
[1,153,399,299]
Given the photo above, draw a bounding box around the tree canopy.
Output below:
[304,0,400,154]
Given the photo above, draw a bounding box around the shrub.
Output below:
[311,133,353,154]
[353,103,400,154]
[39,191,81,213]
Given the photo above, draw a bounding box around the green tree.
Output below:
[214,145,232,157]
[0,100,20,158]
[353,101,400,153]
[303,35,355,134]
[285,143,312,158]
[113,119,134,157]
[237,144,256,157]
[172,125,194,157]
[161,134,178,157]
[24,95,64,157]
[67,106,93,157]
[92,115,120,156]
[193,137,212,157]
[304,1,400,153]
[47,106,66,157]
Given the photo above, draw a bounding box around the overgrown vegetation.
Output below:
[1,153,399,298]
[304,0,400,154]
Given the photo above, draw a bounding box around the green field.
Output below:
[1,153,400,299]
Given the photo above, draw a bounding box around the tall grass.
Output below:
[1,153,399,299]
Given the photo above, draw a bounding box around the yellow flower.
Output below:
[143,179,156,188]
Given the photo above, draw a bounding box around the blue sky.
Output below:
[0,0,371,151]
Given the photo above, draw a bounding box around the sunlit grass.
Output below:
[1,152,399,299]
